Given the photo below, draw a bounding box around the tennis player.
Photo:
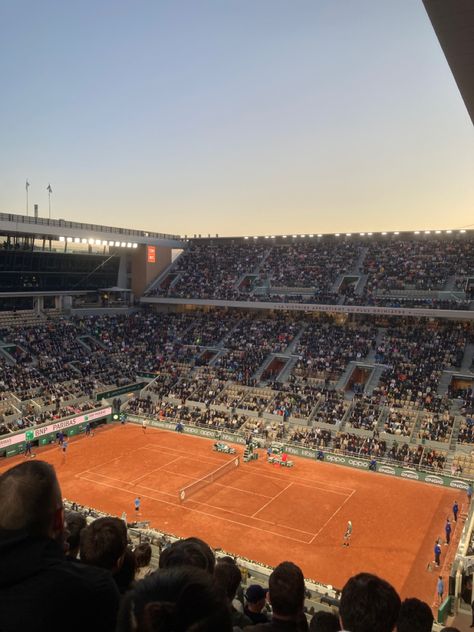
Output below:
[343,520,352,546]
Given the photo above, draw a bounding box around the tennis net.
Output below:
[179,456,240,502]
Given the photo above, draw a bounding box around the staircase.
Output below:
[335,361,358,391]
[437,371,453,397]
[366,328,385,362]
[461,344,474,371]
[274,356,299,384]
[364,365,387,396]
[449,416,462,451]
[284,323,307,355]
[353,247,368,273]
[355,274,368,296]
[143,249,186,294]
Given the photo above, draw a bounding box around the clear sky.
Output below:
[1,0,473,237]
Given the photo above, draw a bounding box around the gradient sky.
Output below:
[1,0,473,238]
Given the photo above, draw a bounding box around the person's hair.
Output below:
[397,598,433,632]
[114,546,137,594]
[440,627,461,632]
[64,510,87,555]
[134,542,153,568]
[0,460,61,537]
[268,561,305,618]
[214,560,242,600]
[339,573,400,632]
[309,611,340,632]
[158,537,215,574]
[80,516,128,571]
[116,566,232,632]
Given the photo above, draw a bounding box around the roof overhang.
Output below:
[423,0,474,125]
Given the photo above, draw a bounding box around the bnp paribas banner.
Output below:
[0,407,112,450]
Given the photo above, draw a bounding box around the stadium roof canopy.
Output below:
[423,0,474,125]
[0,212,184,248]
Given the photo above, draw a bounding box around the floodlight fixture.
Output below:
[59,236,65,242]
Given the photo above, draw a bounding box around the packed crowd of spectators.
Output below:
[363,237,474,292]
[259,240,360,290]
[149,241,268,300]
[0,310,473,473]
[373,321,468,406]
[345,395,381,431]
[145,234,474,310]
[418,412,455,443]
[457,415,474,444]
[313,391,348,426]
[382,409,416,437]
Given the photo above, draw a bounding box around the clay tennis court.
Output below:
[0,423,462,604]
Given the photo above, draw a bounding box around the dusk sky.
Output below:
[1,0,473,237]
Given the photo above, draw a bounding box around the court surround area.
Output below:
[0,423,461,605]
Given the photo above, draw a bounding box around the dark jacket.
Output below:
[0,528,120,632]
[249,614,309,632]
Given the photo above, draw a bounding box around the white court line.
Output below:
[81,455,273,500]
[143,443,355,494]
[142,444,224,464]
[144,445,352,496]
[130,456,183,484]
[308,489,356,544]
[75,446,147,478]
[252,482,293,518]
[79,472,314,537]
[78,473,312,544]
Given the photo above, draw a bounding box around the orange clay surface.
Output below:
[0,423,463,605]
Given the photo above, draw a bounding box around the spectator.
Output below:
[397,598,434,632]
[214,560,252,628]
[134,542,153,580]
[80,516,128,575]
[244,584,270,625]
[158,536,215,574]
[116,566,233,632]
[0,460,119,632]
[252,561,308,632]
[309,611,340,632]
[114,546,137,594]
[64,509,87,560]
[339,572,400,632]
